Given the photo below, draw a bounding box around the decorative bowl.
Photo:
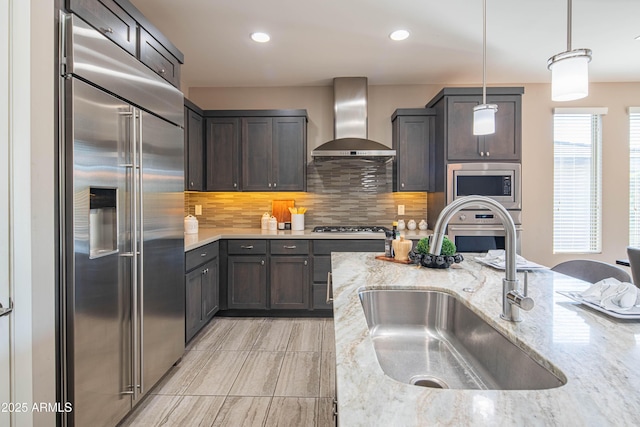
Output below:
[408,251,464,269]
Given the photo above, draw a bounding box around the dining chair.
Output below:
[626,247,640,286]
[551,259,631,284]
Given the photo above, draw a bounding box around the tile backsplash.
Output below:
[185,160,427,228]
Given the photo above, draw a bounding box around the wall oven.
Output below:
[447,163,521,210]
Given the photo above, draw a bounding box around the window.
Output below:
[630,109,640,247]
[553,108,606,253]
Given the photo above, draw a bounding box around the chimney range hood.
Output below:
[311,77,396,161]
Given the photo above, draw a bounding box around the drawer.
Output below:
[313,239,384,255]
[67,0,137,56]
[185,241,219,272]
[228,240,267,255]
[270,240,309,255]
[138,27,181,87]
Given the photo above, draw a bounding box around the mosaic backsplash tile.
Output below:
[185,160,427,229]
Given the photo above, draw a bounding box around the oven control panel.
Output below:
[448,209,522,226]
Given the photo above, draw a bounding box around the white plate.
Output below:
[557,291,640,319]
[475,257,547,271]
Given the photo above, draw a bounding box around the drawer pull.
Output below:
[304,260,308,266]
[200,253,208,257]
[241,245,254,249]
[261,260,265,266]
[283,245,297,249]
[158,68,166,74]
[102,27,114,34]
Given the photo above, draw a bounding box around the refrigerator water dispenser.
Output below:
[89,187,117,258]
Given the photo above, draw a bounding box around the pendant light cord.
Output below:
[482,0,487,105]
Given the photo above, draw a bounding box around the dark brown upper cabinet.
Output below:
[204,110,308,192]
[426,87,524,163]
[67,0,137,56]
[67,0,184,88]
[392,108,436,192]
[184,99,204,191]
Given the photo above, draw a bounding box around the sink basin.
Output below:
[359,289,566,390]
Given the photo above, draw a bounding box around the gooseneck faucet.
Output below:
[429,195,534,322]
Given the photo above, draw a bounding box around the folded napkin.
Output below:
[477,249,528,265]
[580,278,640,311]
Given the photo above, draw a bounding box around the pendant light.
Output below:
[547,0,592,101]
[473,0,497,136]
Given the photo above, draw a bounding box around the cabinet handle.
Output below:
[268,183,272,188]
[273,183,277,188]
[200,253,208,257]
[486,151,490,157]
[480,151,485,157]
[158,69,166,74]
[190,181,194,186]
[101,27,114,34]
[261,260,265,266]
[304,260,308,266]
[326,272,333,304]
[401,183,405,188]
[283,245,297,249]
[233,183,237,188]
[240,245,254,249]
[202,268,208,275]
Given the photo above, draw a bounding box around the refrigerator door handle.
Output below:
[136,110,145,396]
[130,107,139,401]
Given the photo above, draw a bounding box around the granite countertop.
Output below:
[184,228,432,252]
[331,252,640,426]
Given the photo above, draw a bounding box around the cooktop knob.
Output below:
[459,214,466,221]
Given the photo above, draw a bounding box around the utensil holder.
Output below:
[291,214,305,231]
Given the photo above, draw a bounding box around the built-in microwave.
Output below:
[447,163,521,210]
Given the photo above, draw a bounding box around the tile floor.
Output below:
[121,317,336,427]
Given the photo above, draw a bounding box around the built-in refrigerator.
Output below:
[60,13,185,426]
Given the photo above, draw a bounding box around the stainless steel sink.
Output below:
[359,289,566,390]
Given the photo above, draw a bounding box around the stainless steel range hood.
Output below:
[311,77,396,161]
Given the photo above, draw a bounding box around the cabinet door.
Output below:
[272,117,306,191]
[205,118,240,191]
[202,259,219,319]
[138,28,181,87]
[185,107,204,191]
[481,95,521,160]
[67,0,137,56]
[185,268,203,342]
[270,256,310,309]
[396,115,432,191]
[227,256,267,309]
[242,118,273,191]
[446,96,482,160]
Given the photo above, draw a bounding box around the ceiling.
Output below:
[129,0,640,89]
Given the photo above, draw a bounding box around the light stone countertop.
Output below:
[331,252,640,427]
[184,228,432,252]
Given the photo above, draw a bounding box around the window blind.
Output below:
[553,113,602,253]
[630,112,640,247]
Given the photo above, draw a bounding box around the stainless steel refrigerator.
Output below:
[60,14,185,426]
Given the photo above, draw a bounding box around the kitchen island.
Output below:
[331,252,640,426]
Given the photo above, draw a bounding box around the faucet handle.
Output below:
[506,290,535,311]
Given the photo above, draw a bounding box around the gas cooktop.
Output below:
[312,225,390,233]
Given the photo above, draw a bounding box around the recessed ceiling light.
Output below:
[251,32,271,43]
[389,30,410,41]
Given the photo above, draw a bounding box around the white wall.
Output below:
[190,81,640,268]
[30,0,56,425]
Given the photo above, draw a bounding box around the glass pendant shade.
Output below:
[473,104,498,135]
[548,50,591,101]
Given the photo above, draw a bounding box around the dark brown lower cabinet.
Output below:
[227,255,268,309]
[185,241,219,342]
[270,256,310,309]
